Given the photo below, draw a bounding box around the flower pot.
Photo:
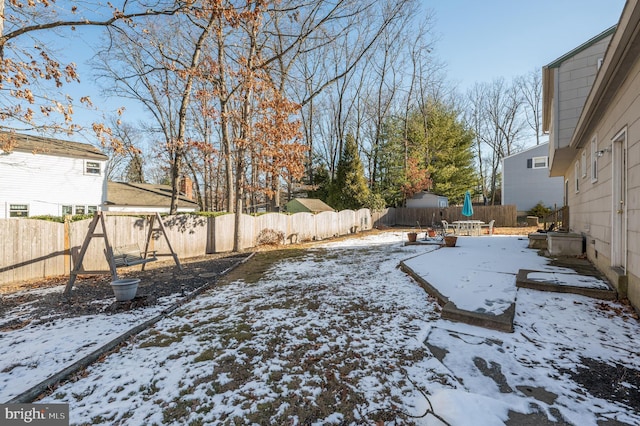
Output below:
[407,232,418,242]
[427,229,436,238]
[111,278,140,301]
[443,236,457,247]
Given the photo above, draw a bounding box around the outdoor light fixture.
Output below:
[596,146,612,157]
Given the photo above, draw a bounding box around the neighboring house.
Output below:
[104,181,199,213]
[542,1,640,311]
[501,142,564,215]
[406,191,448,208]
[284,198,334,214]
[0,132,107,218]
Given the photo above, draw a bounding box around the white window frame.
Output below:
[74,205,86,215]
[574,161,580,193]
[62,205,73,216]
[581,151,587,178]
[85,160,101,175]
[9,204,29,217]
[532,156,548,169]
[591,137,598,183]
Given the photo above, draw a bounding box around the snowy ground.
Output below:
[3,231,640,425]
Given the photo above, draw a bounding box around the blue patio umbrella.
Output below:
[462,190,473,217]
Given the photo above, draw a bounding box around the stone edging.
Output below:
[515,269,617,300]
[399,260,514,333]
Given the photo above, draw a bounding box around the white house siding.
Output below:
[102,206,197,213]
[568,54,640,310]
[555,35,612,150]
[502,143,564,215]
[0,151,107,218]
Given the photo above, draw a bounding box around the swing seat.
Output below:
[113,244,157,267]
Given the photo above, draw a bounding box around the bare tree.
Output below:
[517,69,543,145]
[0,0,184,139]
[466,78,525,204]
[103,119,146,182]
[95,4,217,214]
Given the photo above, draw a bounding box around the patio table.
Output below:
[452,220,485,236]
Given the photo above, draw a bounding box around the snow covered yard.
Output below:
[4,231,640,425]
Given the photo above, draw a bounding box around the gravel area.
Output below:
[0,252,253,331]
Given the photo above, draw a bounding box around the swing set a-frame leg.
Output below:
[63,212,118,299]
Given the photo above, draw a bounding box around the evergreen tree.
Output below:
[376,117,408,207]
[375,100,475,207]
[124,153,145,183]
[308,164,331,202]
[419,102,476,204]
[328,134,371,210]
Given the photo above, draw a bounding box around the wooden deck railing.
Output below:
[541,205,569,231]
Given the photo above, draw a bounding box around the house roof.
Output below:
[545,26,617,69]
[285,198,334,213]
[502,142,549,160]
[570,0,640,149]
[105,181,199,209]
[0,132,108,160]
[409,191,447,199]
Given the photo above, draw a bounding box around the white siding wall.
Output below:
[0,151,107,218]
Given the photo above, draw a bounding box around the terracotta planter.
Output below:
[407,232,418,242]
[443,236,457,247]
[427,229,437,238]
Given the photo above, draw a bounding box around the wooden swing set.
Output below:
[63,211,183,298]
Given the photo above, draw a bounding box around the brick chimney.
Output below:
[179,175,194,200]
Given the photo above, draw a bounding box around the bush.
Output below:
[28,214,94,223]
[256,229,285,246]
[527,202,552,219]
[363,192,386,211]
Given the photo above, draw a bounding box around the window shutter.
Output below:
[527,158,532,168]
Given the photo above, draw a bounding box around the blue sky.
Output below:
[62,1,628,143]
[428,0,626,90]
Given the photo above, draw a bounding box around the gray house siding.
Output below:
[555,36,611,151]
[406,192,448,208]
[502,143,564,214]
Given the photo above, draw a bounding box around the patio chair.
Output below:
[441,220,454,235]
[481,219,495,235]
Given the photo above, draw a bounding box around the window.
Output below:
[591,137,598,182]
[581,151,587,178]
[9,204,28,217]
[85,161,101,175]
[532,156,548,169]
[87,205,98,214]
[62,205,73,215]
[574,161,580,193]
[74,205,86,215]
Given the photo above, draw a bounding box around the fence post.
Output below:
[64,215,71,275]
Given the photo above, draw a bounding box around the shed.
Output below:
[284,198,334,214]
[406,191,448,208]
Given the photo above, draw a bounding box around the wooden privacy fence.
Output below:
[0,209,372,286]
[371,205,518,228]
